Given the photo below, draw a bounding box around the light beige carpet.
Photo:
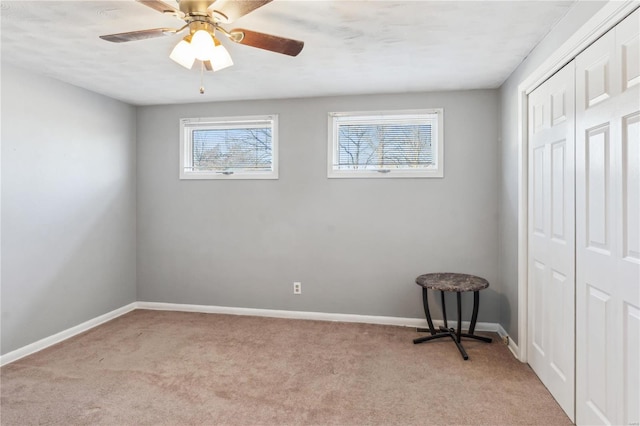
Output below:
[0,310,571,425]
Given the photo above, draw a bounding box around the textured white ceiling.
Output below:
[1,0,574,106]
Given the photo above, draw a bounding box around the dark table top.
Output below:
[415,273,489,292]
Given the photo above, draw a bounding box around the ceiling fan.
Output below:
[100,0,304,73]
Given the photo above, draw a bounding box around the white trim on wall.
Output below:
[178,114,279,180]
[0,303,137,366]
[136,301,500,333]
[1,301,515,366]
[497,324,520,359]
[326,108,444,179]
[515,0,639,363]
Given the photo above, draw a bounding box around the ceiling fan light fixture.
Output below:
[169,38,196,69]
[100,0,305,82]
[210,38,233,71]
[191,29,216,61]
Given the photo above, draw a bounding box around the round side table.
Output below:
[413,272,492,360]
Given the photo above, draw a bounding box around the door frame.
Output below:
[515,0,638,362]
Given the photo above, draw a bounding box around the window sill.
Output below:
[327,169,443,179]
[180,171,279,180]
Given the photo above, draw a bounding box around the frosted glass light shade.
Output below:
[210,43,233,71]
[170,40,196,69]
[191,30,215,61]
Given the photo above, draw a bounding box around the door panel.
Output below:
[586,125,610,253]
[550,269,570,381]
[533,146,546,235]
[576,9,640,426]
[624,303,640,425]
[584,284,611,423]
[551,141,567,240]
[528,61,576,421]
[623,112,640,261]
[532,260,546,356]
[585,58,612,107]
[621,33,640,90]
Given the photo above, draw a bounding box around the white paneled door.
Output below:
[528,61,576,422]
[575,9,640,426]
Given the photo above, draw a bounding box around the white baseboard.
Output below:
[496,323,521,360]
[138,301,431,327]
[1,301,519,366]
[136,301,502,334]
[0,302,137,367]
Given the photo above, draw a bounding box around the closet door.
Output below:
[575,9,640,426]
[527,61,576,422]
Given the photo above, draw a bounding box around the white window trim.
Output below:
[327,108,444,179]
[179,114,278,180]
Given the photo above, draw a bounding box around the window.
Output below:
[327,109,443,178]
[180,115,278,179]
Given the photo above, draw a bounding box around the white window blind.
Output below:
[328,109,443,178]
[180,115,278,180]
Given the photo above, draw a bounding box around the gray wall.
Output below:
[137,90,500,322]
[498,1,607,343]
[0,64,137,355]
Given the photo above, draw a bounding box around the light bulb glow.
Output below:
[169,39,196,69]
[169,31,234,73]
[210,41,233,71]
[191,30,215,61]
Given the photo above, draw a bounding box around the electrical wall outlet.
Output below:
[501,335,509,346]
[293,282,302,294]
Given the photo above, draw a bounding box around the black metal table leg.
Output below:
[414,273,493,360]
[469,291,480,334]
[421,287,436,335]
[456,292,462,343]
[449,333,469,360]
[413,333,451,344]
[461,291,493,343]
[459,333,493,343]
[415,288,492,358]
[441,291,448,329]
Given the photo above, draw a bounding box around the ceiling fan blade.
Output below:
[211,0,273,23]
[136,0,180,15]
[229,29,303,56]
[100,28,176,43]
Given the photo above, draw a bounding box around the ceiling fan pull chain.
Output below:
[199,61,205,94]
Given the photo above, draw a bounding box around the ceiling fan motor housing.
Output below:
[188,20,215,36]
[177,0,215,16]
